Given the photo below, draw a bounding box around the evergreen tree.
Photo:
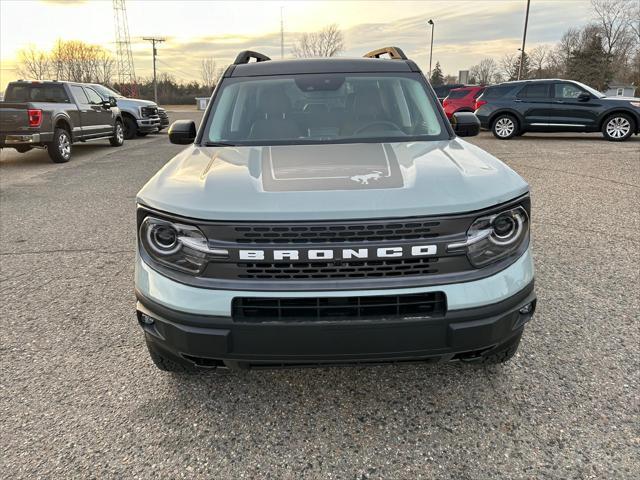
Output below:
[566,33,612,91]
[430,62,444,86]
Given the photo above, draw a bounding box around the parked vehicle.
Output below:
[89,84,161,139]
[432,83,465,103]
[135,47,536,372]
[475,79,640,141]
[0,80,124,163]
[443,85,485,119]
[157,107,170,131]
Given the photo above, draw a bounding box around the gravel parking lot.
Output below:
[1,112,638,479]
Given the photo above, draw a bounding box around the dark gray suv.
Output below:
[475,79,640,141]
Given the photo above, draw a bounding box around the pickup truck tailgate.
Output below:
[0,103,30,132]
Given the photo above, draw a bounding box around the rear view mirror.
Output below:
[577,92,590,102]
[168,120,197,144]
[451,112,480,137]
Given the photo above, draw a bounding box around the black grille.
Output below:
[232,291,446,322]
[141,106,158,117]
[232,220,441,244]
[234,257,439,279]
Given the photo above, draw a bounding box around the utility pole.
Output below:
[518,0,531,80]
[280,6,284,60]
[143,37,165,104]
[427,19,434,77]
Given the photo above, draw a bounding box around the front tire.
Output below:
[602,113,634,142]
[47,128,72,163]
[109,120,124,147]
[492,114,518,140]
[123,116,138,140]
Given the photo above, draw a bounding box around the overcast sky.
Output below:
[0,0,595,89]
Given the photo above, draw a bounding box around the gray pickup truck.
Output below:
[0,80,124,162]
[89,84,167,139]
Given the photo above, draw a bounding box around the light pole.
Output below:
[428,19,434,77]
[518,0,531,80]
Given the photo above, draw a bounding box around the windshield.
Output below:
[91,84,123,99]
[203,73,447,146]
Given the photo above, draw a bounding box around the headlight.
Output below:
[139,216,227,274]
[448,206,529,267]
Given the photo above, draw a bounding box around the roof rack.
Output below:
[363,47,408,60]
[233,50,271,65]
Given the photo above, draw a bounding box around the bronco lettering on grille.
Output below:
[238,245,437,261]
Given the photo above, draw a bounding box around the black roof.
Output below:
[229,57,418,77]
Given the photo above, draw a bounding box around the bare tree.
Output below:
[470,58,498,84]
[292,24,345,58]
[200,57,217,89]
[16,45,50,80]
[528,45,551,78]
[49,40,115,84]
[591,0,635,57]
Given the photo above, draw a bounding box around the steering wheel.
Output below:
[354,121,402,135]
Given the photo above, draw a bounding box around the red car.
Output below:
[442,86,485,119]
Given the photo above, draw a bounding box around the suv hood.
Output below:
[137,139,529,221]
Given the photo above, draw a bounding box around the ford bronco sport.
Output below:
[135,47,536,372]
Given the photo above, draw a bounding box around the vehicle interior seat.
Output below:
[249,86,303,140]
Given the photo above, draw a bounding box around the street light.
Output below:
[518,0,531,80]
[427,19,435,77]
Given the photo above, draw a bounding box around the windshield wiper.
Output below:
[203,141,237,147]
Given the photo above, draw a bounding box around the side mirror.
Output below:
[451,111,481,137]
[168,120,196,144]
[109,96,117,107]
[577,92,590,102]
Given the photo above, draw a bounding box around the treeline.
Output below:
[114,73,212,105]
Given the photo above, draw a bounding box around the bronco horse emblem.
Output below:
[350,171,383,185]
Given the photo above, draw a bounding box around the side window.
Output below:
[554,83,584,99]
[518,84,550,99]
[84,87,103,105]
[70,85,89,104]
[616,88,624,96]
[473,88,485,99]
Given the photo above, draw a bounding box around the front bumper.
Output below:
[135,248,536,368]
[137,116,161,132]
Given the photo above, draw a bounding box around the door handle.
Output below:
[555,100,565,104]
[514,99,522,102]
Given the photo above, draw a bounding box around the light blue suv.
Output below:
[135,47,536,372]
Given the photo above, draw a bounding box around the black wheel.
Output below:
[109,120,124,147]
[492,114,518,140]
[136,132,149,137]
[464,331,523,365]
[47,127,72,163]
[123,116,138,140]
[146,341,196,373]
[602,113,634,141]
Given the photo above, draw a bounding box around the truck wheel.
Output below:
[123,116,138,140]
[146,341,196,373]
[109,120,124,147]
[602,113,634,142]
[48,128,72,163]
[491,114,518,140]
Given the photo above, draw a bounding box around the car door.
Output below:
[550,82,599,128]
[69,85,93,138]
[83,86,113,136]
[515,83,554,126]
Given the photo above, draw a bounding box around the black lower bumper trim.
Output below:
[136,281,535,367]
